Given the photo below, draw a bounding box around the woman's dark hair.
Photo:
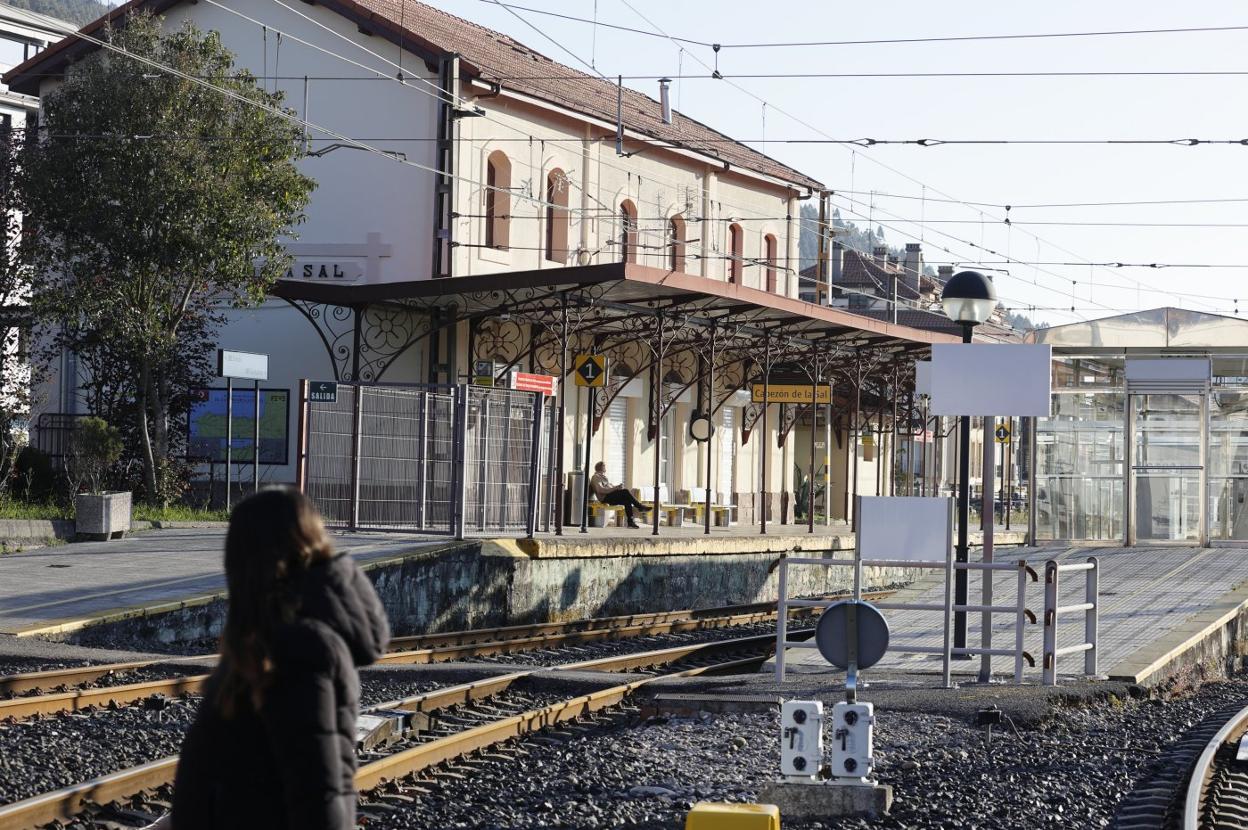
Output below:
[215,487,334,717]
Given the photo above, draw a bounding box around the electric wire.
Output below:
[605,0,1200,319]
[36,3,1241,319]
[478,5,1248,50]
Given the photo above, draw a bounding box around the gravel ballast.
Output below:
[364,678,1248,830]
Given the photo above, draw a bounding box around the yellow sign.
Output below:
[574,353,607,387]
[750,384,832,404]
[994,423,1011,444]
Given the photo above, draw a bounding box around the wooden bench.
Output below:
[635,485,693,527]
[687,487,734,527]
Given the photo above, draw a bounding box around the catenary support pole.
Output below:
[705,324,715,536]
[760,332,771,535]
[653,309,665,537]
[808,365,817,534]
[555,293,568,536]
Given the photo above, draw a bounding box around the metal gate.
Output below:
[299,383,555,537]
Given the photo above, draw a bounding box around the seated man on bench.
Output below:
[590,461,650,528]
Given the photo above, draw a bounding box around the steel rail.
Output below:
[0,673,209,721]
[0,632,788,830]
[378,609,785,664]
[356,638,785,790]
[1182,700,1248,830]
[0,655,216,696]
[0,592,883,715]
[0,593,881,699]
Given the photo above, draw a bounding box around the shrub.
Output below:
[66,417,123,495]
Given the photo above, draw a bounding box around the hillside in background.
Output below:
[797,202,925,274]
[1,0,110,26]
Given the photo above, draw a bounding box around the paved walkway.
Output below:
[0,528,444,634]
[777,545,1248,684]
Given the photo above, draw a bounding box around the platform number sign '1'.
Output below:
[574,354,607,388]
[994,423,1011,444]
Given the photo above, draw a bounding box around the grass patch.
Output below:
[0,499,228,523]
[0,499,68,520]
[133,504,229,523]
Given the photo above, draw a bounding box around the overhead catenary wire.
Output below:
[27,14,937,316]
[478,5,1248,50]
[603,0,1199,320]
[215,0,800,228]
[827,192,1229,314]
[41,2,1238,320]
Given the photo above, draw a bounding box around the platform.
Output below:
[771,545,1248,686]
[0,527,447,636]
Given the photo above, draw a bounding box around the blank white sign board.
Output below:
[858,496,952,563]
[929,343,1052,417]
[914,361,931,397]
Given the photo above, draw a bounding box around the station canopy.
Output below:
[273,262,957,420]
[1030,307,1248,352]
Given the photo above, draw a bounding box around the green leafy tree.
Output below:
[16,13,315,502]
[0,126,35,497]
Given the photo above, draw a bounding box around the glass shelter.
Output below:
[1030,308,1248,546]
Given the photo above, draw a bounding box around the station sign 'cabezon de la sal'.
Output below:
[750,384,833,404]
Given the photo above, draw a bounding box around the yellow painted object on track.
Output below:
[686,802,781,830]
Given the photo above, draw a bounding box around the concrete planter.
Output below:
[74,491,132,541]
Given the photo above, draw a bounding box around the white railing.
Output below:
[774,555,1037,686]
[1041,557,1100,685]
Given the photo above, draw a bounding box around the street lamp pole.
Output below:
[954,321,973,653]
[940,270,998,655]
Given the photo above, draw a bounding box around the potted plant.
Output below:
[68,417,129,540]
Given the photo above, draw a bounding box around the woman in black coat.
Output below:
[171,488,389,830]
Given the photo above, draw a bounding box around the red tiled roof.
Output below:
[4,0,823,192]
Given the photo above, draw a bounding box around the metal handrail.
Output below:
[775,553,1037,687]
[1041,556,1100,685]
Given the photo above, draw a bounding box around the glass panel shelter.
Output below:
[1030,308,1248,546]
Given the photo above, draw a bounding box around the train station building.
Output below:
[1030,307,1248,546]
[6,0,970,535]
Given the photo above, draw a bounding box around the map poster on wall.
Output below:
[187,387,290,465]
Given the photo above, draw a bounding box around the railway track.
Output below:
[1110,697,1248,830]
[0,631,793,830]
[0,593,887,718]
[1181,700,1248,830]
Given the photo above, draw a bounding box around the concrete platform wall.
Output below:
[55,540,927,651]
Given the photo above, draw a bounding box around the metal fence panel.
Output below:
[303,383,553,536]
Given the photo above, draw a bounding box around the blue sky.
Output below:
[437,0,1248,326]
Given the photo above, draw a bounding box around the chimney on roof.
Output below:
[903,243,922,295]
[873,245,888,264]
[830,240,844,291]
[937,265,954,285]
[659,78,672,124]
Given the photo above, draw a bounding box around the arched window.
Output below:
[669,215,686,273]
[728,223,743,283]
[620,199,638,264]
[545,168,569,264]
[485,150,510,250]
[764,233,778,293]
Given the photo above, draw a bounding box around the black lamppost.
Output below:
[941,270,998,653]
